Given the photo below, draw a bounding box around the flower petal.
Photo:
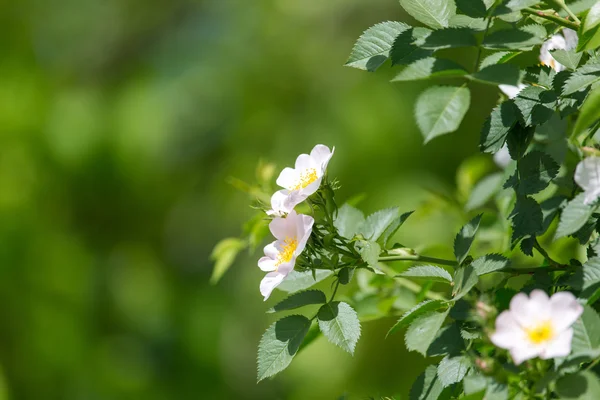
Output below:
[490,311,523,349]
[310,144,334,171]
[575,157,600,194]
[540,328,574,359]
[268,190,292,216]
[549,291,583,332]
[260,272,286,301]
[269,212,298,240]
[510,290,551,327]
[295,154,317,171]
[510,343,541,365]
[258,256,277,272]
[295,214,315,252]
[563,28,579,50]
[276,167,299,190]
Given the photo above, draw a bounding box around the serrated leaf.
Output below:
[570,305,600,355]
[317,301,361,354]
[470,64,524,86]
[392,57,467,82]
[210,237,247,284]
[345,21,410,71]
[506,123,535,160]
[513,86,557,126]
[405,309,449,356]
[550,49,582,71]
[381,211,413,247]
[556,371,600,399]
[390,27,434,66]
[437,355,471,387]
[399,0,456,29]
[506,0,541,10]
[514,151,559,195]
[584,2,600,34]
[410,365,448,400]
[355,239,381,266]
[480,51,520,69]
[277,270,334,293]
[555,193,596,239]
[448,15,487,31]
[400,265,453,283]
[387,299,447,336]
[569,258,600,298]
[257,315,311,381]
[480,101,518,153]
[466,173,504,211]
[334,203,365,239]
[360,207,400,241]
[510,196,542,242]
[471,254,511,275]
[454,214,482,265]
[416,85,471,143]
[456,0,486,17]
[483,25,546,50]
[562,63,600,95]
[416,28,477,49]
[573,87,600,137]
[268,290,327,313]
[453,265,478,300]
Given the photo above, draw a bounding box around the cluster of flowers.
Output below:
[257,145,334,300]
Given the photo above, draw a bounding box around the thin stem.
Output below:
[522,7,579,30]
[473,15,494,72]
[548,0,581,24]
[375,263,448,301]
[329,279,340,303]
[379,254,457,267]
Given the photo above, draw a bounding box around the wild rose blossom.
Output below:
[258,210,314,300]
[490,290,583,365]
[575,157,600,205]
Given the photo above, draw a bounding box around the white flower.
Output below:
[575,157,600,205]
[258,210,314,300]
[268,144,334,215]
[499,84,526,99]
[539,29,578,72]
[494,144,512,168]
[490,290,583,365]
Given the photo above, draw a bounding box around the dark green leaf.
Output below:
[345,21,411,71]
[453,265,478,300]
[562,63,600,95]
[480,101,518,153]
[569,258,600,298]
[437,355,471,387]
[416,28,477,50]
[268,290,327,313]
[509,196,542,242]
[471,254,511,275]
[513,86,557,126]
[415,85,471,143]
[570,305,600,354]
[456,0,486,17]
[392,57,468,82]
[480,51,520,69]
[454,214,482,265]
[573,87,600,137]
[506,123,535,160]
[482,25,546,50]
[399,0,456,29]
[471,64,524,86]
[556,371,600,399]
[506,0,541,10]
[514,151,559,195]
[387,299,447,336]
[405,309,449,356]
[555,193,596,239]
[338,267,354,285]
[410,365,449,400]
[317,301,361,354]
[449,15,487,31]
[390,28,434,66]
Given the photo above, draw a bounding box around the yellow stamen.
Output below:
[275,237,298,266]
[525,321,554,344]
[292,168,318,190]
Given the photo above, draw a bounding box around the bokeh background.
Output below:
[1,0,506,399]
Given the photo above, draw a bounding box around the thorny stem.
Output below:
[522,7,580,30]
[546,0,581,24]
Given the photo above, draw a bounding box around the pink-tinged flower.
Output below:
[258,210,314,300]
[490,290,583,365]
[267,145,334,215]
[575,157,600,205]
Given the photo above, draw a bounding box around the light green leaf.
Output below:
[399,0,456,29]
[448,15,487,31]
[334,203,365,239]
[470,64,524,86]
[390,27,434,66]
[437,355,471,387]
[556,371,600,399]
[415,85,471,143]
[483,25,546,50]
[453,265,478,300]
[471,254,511,275]
[345,21,410,71]
[510,196,543,242]
[317,301,361,354]
[392,57,467,82]
[506,0,540,10]
[466,173,504,211]
[410,365,448,400]
[479,101,518,153]
[514,151,559,195]
[583,1,600,34]
[562,63,600,95]
[405,309,449,355]
[550,49,583,71]
[355,239,382,267]
[210,237,247,284]
[454,214,482,265]
[387,299,447,336]
[416,28,477,50]
[257,315,311,381]
[381,210,413,247]
[480,51,520,69]
[400,265,453,283]
[569,258,600,298]
[570,305,600,354]
[277,270,334,293]
[267,290,327,313]
[513,86,557,126]
[360,207,400,241]
[573,87,600,137]
[555,193,596,239]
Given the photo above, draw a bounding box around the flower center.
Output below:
[292,168,318,190]
[525,321,554,344]
[275,237,298,266]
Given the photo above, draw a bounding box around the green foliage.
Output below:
[454,214,482,265]
[562,62,600,95]
[345,22,410,71]
[387,299,448,336]
[470,64,524,86]
[482,25,546,50]
[513,86,557,126]
[437,355,471,387]
[555,371,600,399]
[415,85,471,143]
[360,207,401,241]
[573,87,600,136]
[277,270,334,293]
[335,203,365,239]
[466,173,504,210]
[355,239,382,267]
[509,196,543,242]
[480,102,518,153]
[410,365,449,400]
[317,301,361,354]
[555,193,596,239]
[210,237,247,284]
[570,305,600,354]
[400,265,453,283]
[405,309,449,355]
[267,290,327,313]
[550,49,583,70]
[513,151,559,195]
[452,265,478,300]
[398,0,456,29]
[392,57,468,82]
[569,258,600,297]
[471,254,511,275]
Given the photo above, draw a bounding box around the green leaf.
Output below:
[570,305,600,354]
[360,207,400,241]
[514,151,559,195]
[573,87,600,137]
[466,173,504,211]
[471,254,511,275]
[416,28,477,50]
[400,265,453,283]
[390,27,434,66]
[584,2,600,34]
[555,193,596,239]
[399,0,456,29]
[392,57,467,82]
[482,25,546,50]
[577,25,600,53]
[480,101,518,153]
[267,290,327,313]
[453,265,478,300]
[415,85,471,143]
[556,371,600,399]
[387,299,447,336]
[334,203,365,239]
[456,0,486,17]
[257,315,311,381]
[277,270,334,293]
[510,196,543,242]
[355,239,382,267]
[317,301,361,354]
[513,86,557,126]
[562,63,600,95]
[506,123,535,160]
[550,50,582,71]
[427,323,464,356]
[470,64,524,86]
[506,0,541,10]
[569,258,600,298]
[454,214,482,265]
[541,196,566,233]
[210,237,247,284]
[437,355,471,387]
[405,309,449,356]
[380,210,413,247]
[448,15,487,31]
[345,21,410,71]
[480,51,520,69]
[410,365,448,400]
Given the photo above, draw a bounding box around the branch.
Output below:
[522,7,580,30]
[379,254,457,267]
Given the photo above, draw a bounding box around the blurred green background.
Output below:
[1,0,505,399]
